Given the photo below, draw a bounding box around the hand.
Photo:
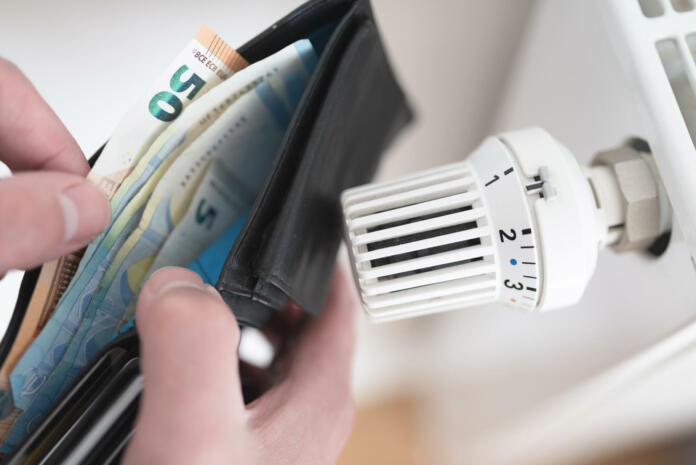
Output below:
[123,266,356,465]
[0,58,110,276]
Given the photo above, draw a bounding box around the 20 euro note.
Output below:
[117,205,252,330]
[1,41,317,449]
[7,40,310,414]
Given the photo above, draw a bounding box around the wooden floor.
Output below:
[338,397,423,465]
[338,397,696,465]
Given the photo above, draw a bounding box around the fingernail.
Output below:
[58,181,110,243]
[205,284,224,301]
[153,280,207,297]
[138,267,207,310]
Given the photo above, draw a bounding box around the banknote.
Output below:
[1,41,317,448]
[148,158,253,273]
[187,215,248,285]
[8,209,142,411]
[0,252,82,417]
[116,212,249,332]
[88,25,247,199]
[0,408,19,444]
[0,255,82,439]
[8,40,314,413]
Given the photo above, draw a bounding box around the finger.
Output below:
[126,267,247,464]
[248,266,356,463]
[0,58,87,175]
[0,171,109,274]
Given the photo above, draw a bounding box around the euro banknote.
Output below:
[111,214,244,340]
[119,213,249,332]
[1,40,317,449]
[0,253,82,418]
[116,156,254,328]
[187,215,248,285]
[88,25,247,199]
[8,210,142,411]
[8,39,313,413]
[117,212,249,331]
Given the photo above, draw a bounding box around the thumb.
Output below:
[124,267,247,465]
[0,171,110,275]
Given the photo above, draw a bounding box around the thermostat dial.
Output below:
[342,128,618,321]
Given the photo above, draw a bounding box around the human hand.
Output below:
[0,57,356,465]
[123,266,356,465]
[0,58,110,276]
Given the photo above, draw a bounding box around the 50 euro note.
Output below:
[6,40,312,415]
[89,24,247,199]
[1,40,317,449]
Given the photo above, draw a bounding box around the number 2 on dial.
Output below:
[499,228,517,242]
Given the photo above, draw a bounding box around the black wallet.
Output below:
[221,0,411,327]
[0,0,411,462]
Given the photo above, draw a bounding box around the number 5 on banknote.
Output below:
[149,65,206,122]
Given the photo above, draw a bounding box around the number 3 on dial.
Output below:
[504,279,523,290]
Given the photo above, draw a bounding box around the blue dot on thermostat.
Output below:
[510,259,518,265]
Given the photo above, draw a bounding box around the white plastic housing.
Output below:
[342,128,608,321]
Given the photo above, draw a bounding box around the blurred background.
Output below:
[3,0,696,463]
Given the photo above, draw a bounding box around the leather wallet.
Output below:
[0,0,410,462]
[221,0,412,327]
